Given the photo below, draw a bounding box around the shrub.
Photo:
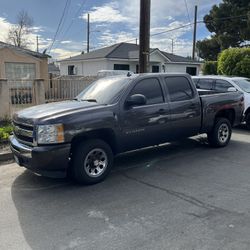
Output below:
[218,48,250,77]
[0,125,13,142]
[202,61,218,75]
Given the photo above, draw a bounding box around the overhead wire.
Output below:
[48,0,71,53]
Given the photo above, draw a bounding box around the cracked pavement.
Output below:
[1,128,250,250]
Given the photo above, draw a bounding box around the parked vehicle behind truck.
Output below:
[193,76,250,129]
[10,73,244,184]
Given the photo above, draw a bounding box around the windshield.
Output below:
[233,78,250,93]
[76,77,132,104]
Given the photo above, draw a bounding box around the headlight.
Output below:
[37,124,64,144]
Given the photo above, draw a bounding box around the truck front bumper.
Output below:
[10,136,71,178]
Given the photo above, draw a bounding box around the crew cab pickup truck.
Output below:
[10,73,244,184]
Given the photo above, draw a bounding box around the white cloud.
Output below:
[80,2,129,23]
[50,48,79,59]
[61,40,72,44]
[98,30,135,47]
[0,17,12,41]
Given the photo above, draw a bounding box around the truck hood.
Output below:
[13,101,103,124]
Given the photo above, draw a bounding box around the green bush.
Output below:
[218,48,250,77]
[202,61,218,75]
[0,125,13,142]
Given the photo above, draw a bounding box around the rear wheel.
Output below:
[246,113,250,130]
[71,139,113,184]
[207,118,232,147]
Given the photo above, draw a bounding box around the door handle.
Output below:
[157,108,165,114]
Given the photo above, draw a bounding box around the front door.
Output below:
[120,77,171,151]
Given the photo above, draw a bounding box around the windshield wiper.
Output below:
[81,99,97,103]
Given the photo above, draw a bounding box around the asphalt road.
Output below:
[1,128,250,250]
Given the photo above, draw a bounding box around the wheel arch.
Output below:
[215,109,235,126]
[70,128,117,155]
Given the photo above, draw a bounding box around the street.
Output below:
[1,128,250,250]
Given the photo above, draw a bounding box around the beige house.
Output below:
[0,41,50,83]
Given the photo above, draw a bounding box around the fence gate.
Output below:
[8,79,34,117]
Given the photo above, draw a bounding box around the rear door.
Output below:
[120,77,171,151]
[163,76,201,139]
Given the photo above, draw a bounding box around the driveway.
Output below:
[1,128,250,250]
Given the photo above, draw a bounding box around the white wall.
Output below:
[59,54,201,76]
[60,59,108,76]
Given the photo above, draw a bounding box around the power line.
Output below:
[58,0,88,43]
[48,0,70,53]
[58,14,248,56]
[150,14,248,37]
[183,0,191,24]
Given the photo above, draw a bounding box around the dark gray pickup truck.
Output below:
[10,73,244,184]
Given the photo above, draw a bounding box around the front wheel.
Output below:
[207,118,232,147]
[71,139,113,184]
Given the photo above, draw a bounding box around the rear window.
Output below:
[196,79,214,90]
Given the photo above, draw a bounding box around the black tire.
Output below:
[246,113,250,130]
[71,139,113,184]
[207,118,232,147]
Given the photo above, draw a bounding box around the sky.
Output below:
[0,0,222,60]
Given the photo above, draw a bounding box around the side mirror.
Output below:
[228,87,237,92]
[125,94,147,107]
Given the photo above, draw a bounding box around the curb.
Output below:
[0,151,14,163]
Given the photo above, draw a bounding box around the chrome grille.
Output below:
[13,121,34,146]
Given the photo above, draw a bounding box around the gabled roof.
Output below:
[60,42,200,63]
[0,41,50,59]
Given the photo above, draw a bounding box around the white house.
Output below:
[59,42,202,76]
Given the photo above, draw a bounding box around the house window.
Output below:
[152,65,160,73]
[186,67,197,76]
[114,64,130,70]
[68,65,75,75]
[5,62,36,80]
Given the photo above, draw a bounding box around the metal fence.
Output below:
[8,79,34,117]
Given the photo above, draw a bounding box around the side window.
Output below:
[165,76,194,102]
[215,80,233,92]
[130,78,164,105]
[197,79,213,90]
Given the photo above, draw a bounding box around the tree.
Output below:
[8,10,34,48]
[196,0,250,60]
[197,37,221,61]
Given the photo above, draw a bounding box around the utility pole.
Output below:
[36,35,39,53]
[87,13,90,53]
[171,39,174,54]
[136,38,138,45]
[192,5,198,60]
[139,0,151,73]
